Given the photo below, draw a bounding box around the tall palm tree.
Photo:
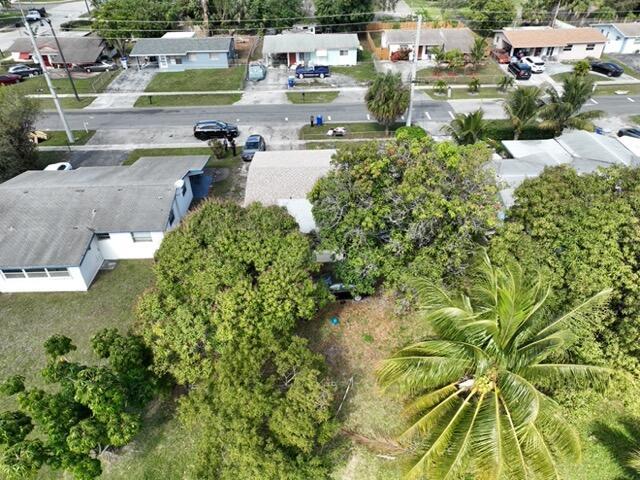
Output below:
[469,37,487,70]
[441,109,487,145]
[541,75,603,135]
[365,72,410,135]
[378,253,613,480]
[504,87,543,140]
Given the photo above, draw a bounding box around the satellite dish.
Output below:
[174,179,185,190]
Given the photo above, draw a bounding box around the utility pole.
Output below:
[550,0,561,27]
[21,10,75,143]
[406,14,422,127]
[43,17,80,101]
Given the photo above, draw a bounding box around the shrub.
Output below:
[434,79,448,95]
[395,125,427,140]
[484,119,555,141]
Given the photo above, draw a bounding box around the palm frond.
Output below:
[520,363,615,391]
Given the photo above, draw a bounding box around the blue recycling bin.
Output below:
[595,127,603,135]
[316,115,323,126]
[287,76,295,88]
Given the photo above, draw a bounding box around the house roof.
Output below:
[262,33,359,54]
[0,156,207,269]
[499,27,606,48]
[7,36,106,64]
[592,22,640,37]
[129,37,233,56]
[383,28,476,52]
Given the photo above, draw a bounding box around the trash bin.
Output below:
[121,56,128,70]
[595,127,603,135]
[316,115,323,126]
[287,76,295,88]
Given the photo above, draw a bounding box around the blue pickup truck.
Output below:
[295,65,330,79]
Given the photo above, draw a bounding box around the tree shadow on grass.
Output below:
[592,415,640,480]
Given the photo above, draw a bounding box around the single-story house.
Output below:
[381,28,475,60]
[0,156,209,293]
[7,36,108,68]
[591,22,640,54]
[493,27,606,60]
[262,33,359,67]
[129,33,235,71]
[494,130,639,207]
[243,149,334,233]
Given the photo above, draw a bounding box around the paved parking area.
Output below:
[85,67,158,109]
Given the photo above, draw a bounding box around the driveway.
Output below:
[608,54,640,74]
[85,67,158,109]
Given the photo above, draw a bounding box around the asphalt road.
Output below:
[35,95,640,132]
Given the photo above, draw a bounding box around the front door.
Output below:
[158,55,168,68]
[288,52,297,66]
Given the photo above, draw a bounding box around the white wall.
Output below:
[79,235,104,286]
[96,231,164,260]
[294,48,358,66]
[557,42,604,60]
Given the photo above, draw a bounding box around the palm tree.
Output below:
[469,37,486,70]
[433,79,448,96]
[573,60,590,76]
[504,87,543,140]
[497,75,514,92]
[441,109,486,145]
[378,253,613,480]
[541,75,603,135]
[365,72,410,135]
[468,77,480,93]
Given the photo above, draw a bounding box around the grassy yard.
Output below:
[631,115,640,125]
[35,97,96,109]
[144,66,245,92]
[593,83,640,96]
[12,70,119,96]
[428,86,507,100]
[299,122,402,141]
[124,147,212,166]
[551,72,613,83]
[603,54,640,80]
[38,129,96,146]
[417,60,504,85]
[305,140,377,149]
[332,49,377,83]
[286,91,339,104]
[134,93,241,107]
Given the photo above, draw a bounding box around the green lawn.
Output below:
[299,122,402,140]
[551,72,613,83]
[35,97,96,109]
[428,86,507,100]
[593,83,640,96]
[417,60,504,85]
[38,129,96,146]
[12,70,119,96]
[134,93,241,107]
[332,49,377,83]
[305,140,381,149]
[144,66,245,92]
[631,115,640,125]
[602,54,640,80]
[286,91,339,104]
[124,147,212,166]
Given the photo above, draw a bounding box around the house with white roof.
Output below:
[0,157,209,293]
[591,22,640,54]
[262,33,360,67]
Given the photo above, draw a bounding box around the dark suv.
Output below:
[8,64,43,78]
[295,65,330,79]
[508,62,532,80]
[590,61,624,77]
[193,120,239,141]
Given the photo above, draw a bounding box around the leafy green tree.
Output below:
[467,77,480,93]
[314,0,374,26]
[442,109,487,145]
[309,137,499,294]
[378,253,613,479]
[444,48,464,69]
[573,59,590,76]
[365,72,409,135]
[0,412,33,447]
[434,79,448,95]
[497,75,514,91]
[245,0,303,28]
[504,86,542,139]
[541,75,602,135]
[469,37,486,69]
[0,89,39,183]
[466,0,516,34]
[521,0,554,24]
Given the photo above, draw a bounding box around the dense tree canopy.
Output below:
[314,0,374,26]
[0,89,39,184]
[466,0,516,34]
[309,136,499,295]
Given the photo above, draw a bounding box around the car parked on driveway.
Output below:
[490,49,510,64]
[8,64,43,78]
[82,61,117,73]
[193,120,239,141]
[590,61,624,77]
[44,162,72,171]
[241,134,266,161]
[0,74,21,86]
[522,56,545,73]
[618,128,640,139]
[248,63,267,81]
[295,65,330,79]
[508,62,532,80]
[25,9,43,22]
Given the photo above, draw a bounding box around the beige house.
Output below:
[493,27,606,61]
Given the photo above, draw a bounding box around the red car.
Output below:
[0,74,21,86]
[490,49,510,64]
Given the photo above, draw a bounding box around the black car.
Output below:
[507,62,532,80]
[590,62,624,77]
[7,64,42,78]
[193,120,239,141]
[295,65,330,79]
[241,134,266,161]
[618,128,640,139]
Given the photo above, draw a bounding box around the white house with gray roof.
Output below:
[381,28,475,61]
[0,156,208,293]
[129,33,234,70]
[262,33,359,67]
[592,22,640,54]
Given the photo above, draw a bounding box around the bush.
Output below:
[208,139,226,159]
[395,125,427,140]
[484,119,555,141]
[434,79,448,95]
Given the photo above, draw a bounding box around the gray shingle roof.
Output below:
[383,28,475,52]
[593,22,640,37]
[129,37,233,56]
[262,33,359,54]
[0,156,207,269]
[7,36,106,65]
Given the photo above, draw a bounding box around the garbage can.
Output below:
[316,115,323,126]
[121,56,128,70]
[595,127,603,135]
[287,76,295,88]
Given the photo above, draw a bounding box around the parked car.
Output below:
[0,74,21,86]
[248,62,267,81]
[522,56,545,73]
[82,61,117,73]
[490,48,510,64]
[508,62,532,80]
[322,275,362,301]
[25,9,43,22]
[241,134,266,161]
[590,61,624,77]
[8,64,43,78]
[295,64,330,79]
[617,128,640,139]
[44,162,72,171]
[193,120,239,141]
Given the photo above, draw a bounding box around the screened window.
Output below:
[131,232,153,243]
[187,53,197,61]
[24,268,48,278]
[563,44,573,51]
[339,49,349,56]
[96,233,110,240]
[175,57,183,65]
[47,268,70,278]
[2,269,25,279]
[586,43,595,51]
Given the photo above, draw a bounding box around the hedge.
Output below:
[484,120,556,141]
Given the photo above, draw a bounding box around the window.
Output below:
[47,268,70,278]
[339,49,349,56]
[96,233,110,240]
[188,53,197,61]
[545,47,554,56]
[209,53,219,59]
[181,183,187,196]
[24,268,48,278]
[131,232,153,243]
[586,43,595,51]
[175,57,183,65]
[616,36,621,41]
[168,210,175,225]
[635,38,640,44]
[563,44,573,51]
[1,269,25,279]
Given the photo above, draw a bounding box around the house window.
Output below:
[586,43,595,51]
[209,53,218,59]
[24,268,48,278]
[168,210,175,225]
[563,44,573,51]
[96,233,110,240]
[616,36,621,41]
[545,47,554,56]
[131,232,153,243]
[339,49,349,56]
[47,268,70,278]
[634,38,640,44]
[175,57,183,65]
[181,183,187,196]
[187,53,197,61]
[1,269,26,279]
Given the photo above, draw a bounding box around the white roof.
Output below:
[502,138,573,163]
[162,32,196,39]
[262,33,359,54]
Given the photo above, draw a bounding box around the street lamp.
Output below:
[42,17,80,102]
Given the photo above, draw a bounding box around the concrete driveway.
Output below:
[85,67,158,109]
[608,54,640,74]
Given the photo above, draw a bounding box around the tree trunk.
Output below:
[201,0,210,33]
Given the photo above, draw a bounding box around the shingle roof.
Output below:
[500,27,606,48]
[262,33,359,54]
[593,22,640,37]
[0,156,207,269]
[7,36,106,64]
[383,28,476,52]
[130,37,232,56]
